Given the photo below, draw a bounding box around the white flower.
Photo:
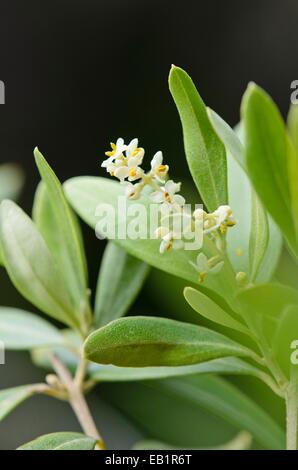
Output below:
[101,155,125,176]
[213,205,236,234]
[190,252,224,283]
[105,137,127,160]
[126,138,145,160]
[156,228,184,254]
[124,182,143,200]
[114,157,144,182]
[150,180,185,214]
[150,151,169,181]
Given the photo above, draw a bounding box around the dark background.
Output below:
[0,0,296,449]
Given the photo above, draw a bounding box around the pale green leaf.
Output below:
[95,242,149,326]
[64,176,237,302]
[102,375,285,449]
[0,200,79,330]
[34,149,91,328]
[84,316,256,367]
[208,110,281,282]
[18,432,97,450]
[89,357,272,387]
[272,305,298,378]
[241,83,297,254]
[249,191,269,281]
[183,286,250,334]
[0,385,36,421]
[0,307,64,350]
[133,431,252,450]
[169,66,227,211]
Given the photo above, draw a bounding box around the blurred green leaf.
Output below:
[183,287,249,334]
[168,66,227,211]
[101,375,284,449]
[34,149,91,329]
[0,200,79,330]
[287,103,298,152]
[208,110,282,282]
[273,305,298,378]
[84,316,256,367]
[241,83,297,254]
[0,164,24,202]
[64,176,237,302]
[95,242,149,326]
[0,307,64,350]
[249,191,269,281]
[89,357,271,386]
[133,431,252,450]
[0,386,36,422]
[18,432,97,450]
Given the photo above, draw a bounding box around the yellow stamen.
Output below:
[158,164,167,173]
[132,148,141,156]
[226,220,236,227]
[129,168,137,177]
[198,272,206,283]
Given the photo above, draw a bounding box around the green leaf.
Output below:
[0,307,64,350]
[273,305,298,377]
[183,287,249,334]
[0,200,79,330]
[34,149,91,328]
[236,283,298,341]
[64,176,237,302]
[249,191,269,281]
[208,110,281,282]
[95,242,149,326]
[241,83,297,253]
[169,66,227,211]
[0,385,36,421]
[18,432,97,450]
[287,103,298,152]
[84,316,256,367]
[0,164,24,202]
[133,431,252,450]
[89,357,272,386]
[101,375,285,449]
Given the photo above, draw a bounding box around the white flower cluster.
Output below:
[102,138,236,282]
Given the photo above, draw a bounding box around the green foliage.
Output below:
[18,432,97,450]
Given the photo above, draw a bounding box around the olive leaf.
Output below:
[101,375,285,449]
[0,307,64,350]
[0,200,80,330]
[183,286,250,335]
[84,316,258,367]
[241,83,297,256]
[208,109,281,282]
[0,385,39,422]
[169,66,227,211]
[95,242,149,326]
[272,304,298,378]
[64,176,237,302]
[34,149,91,329]
[18,432,97,450]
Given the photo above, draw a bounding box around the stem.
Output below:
[286,370,298,450]
[50,354,105,449]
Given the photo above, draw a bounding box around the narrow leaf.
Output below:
[0,307,64,350]
[241,83,297,253]
[64,176,237,302]
[18,432,97,450]
[183,287,249,334]
[0,386,35,421]
[84,316,256,367]
[95,242,149,326]
[273,305,298,378]
[102,375,284,449]
[249,191,269,281]
[169,66,227,211]
[34,149,90,327]
[0,200,79,329]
